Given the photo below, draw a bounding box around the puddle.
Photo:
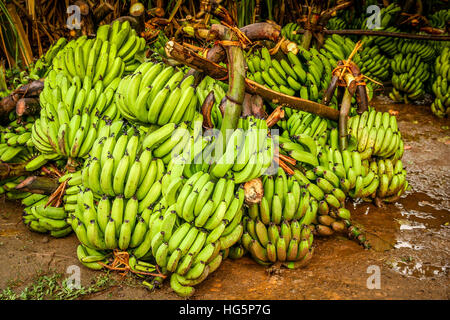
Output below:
[388,259,448,280]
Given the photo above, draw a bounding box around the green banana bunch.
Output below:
[0,116,39,163]
[81,122,166,202]
[115,61,198,125]
[397,39,437,63]
[22,196,73,238]
[96,20,147,73]
[32,70,122,160]
[389,52,431,103]
[51,34,126,87]
[431,46,450,118]
[359,44,391,82]
[245,46,335,106]
[70,187,158,253]
[280,23,302,44]
[242,215,314,266]
[365,158,409,202]
[133,172,244,297]
[248,168,317,226]
[348,110,403,160]
[427,9,450,30]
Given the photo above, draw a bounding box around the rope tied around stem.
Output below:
[97,249,167,278]
[331,40,363,86]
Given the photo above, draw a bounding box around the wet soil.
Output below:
[0,96,449,300]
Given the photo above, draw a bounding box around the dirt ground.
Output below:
[0,95,449,300]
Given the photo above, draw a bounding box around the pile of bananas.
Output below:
[1,19,417,298]
[32,70,121,160]
[431,47,450,117]
[389,52,431,102]
[0,116,37,163]
[243,169,315,266]
[115,61,198,125]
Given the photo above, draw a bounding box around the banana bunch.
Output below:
[321,34,361,65]
[29,37,68,80]
[366,157,408,202]
[115,61,198,125]
[40,69,120,122]
[428,9,450,29]
[22,197,73,238]
[70,188,158,256]
[242,216,314,266]
[196,76,228,128]
[162,115,274,183]
[371,26,401,57]
[81,124,166,206]
[158,169,245,233]
[246,46,333,104]
[389,52,431,102]
[431,46,450,117]
[32,69,123,159]
[0,117,36,162]
[359,44,391,82]
[217,116,274,183]
[96,20,147,73]
[397,39,437,63]
[279,111,331,142]
[280,23,302,44]
[21,170,86,237]
[149,172,245,297]
[51,35,126,87]
[248,168,317,226]
[348,110,403,161]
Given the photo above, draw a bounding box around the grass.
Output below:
[0,269,116,300]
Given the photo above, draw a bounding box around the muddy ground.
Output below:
[0,96,449,300]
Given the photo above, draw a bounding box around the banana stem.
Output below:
[210,25,245,149]
[13,175,59,195]
[339,88,352,151]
